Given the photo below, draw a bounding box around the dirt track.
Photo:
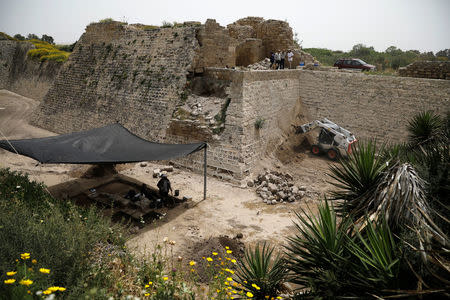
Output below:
[0,89,335,258]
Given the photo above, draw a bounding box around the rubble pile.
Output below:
[252,170,306,204]
[247,58,271,70]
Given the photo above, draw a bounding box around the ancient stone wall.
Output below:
[398,61,450,80]
[0,40,62,100]
[297,70,449,142]
[235,39,265,67]
[192,19,237,72]
[32,22,200,141]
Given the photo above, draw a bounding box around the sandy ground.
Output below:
[0,89,335,258]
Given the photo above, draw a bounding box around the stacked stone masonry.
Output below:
[399,61,450,80]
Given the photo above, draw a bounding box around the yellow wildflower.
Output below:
[145,284,149,288]
[32,259,37,264]
[227,277,233,281]
[227,250,232,254]
[212,252,218,256]
[206,257,213,262]
[48,286,59,292]
[27,290,31,294]
[246,291,254,298]
[224,281,229,285]
[231,259,237,263]
[19,279,33,286]
[20,253,30,260]
[163,276,168,281]
[190,268,195,272]
[276,297,282,299]
[252,283,261,290]
[217,289,221,293]
[43,290,52,295]
[4,279,15,284]
[225,246,229,249]
[189,260,196,266]
[6,271,17,276]
[225,268,234,274]
[39,268,50,274]
[58,287,66,291]
[144,293,150,296]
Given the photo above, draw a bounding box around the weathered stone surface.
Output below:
[235,39,265,67]
[226,24,256,42]
[399,61,450,80]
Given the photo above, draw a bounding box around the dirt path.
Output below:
[0,89,335,259]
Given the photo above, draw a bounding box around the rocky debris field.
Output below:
[252,170,307,204]
[246,58,272,70]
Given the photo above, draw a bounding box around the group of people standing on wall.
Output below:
[270,49,294,70]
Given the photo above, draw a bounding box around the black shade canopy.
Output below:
[0,124,206,164]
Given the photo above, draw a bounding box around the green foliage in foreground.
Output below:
[235,242,286,299]
[285,201,402,298]
[27,39,71,62]
[0,169,127,299]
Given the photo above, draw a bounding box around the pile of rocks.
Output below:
[151,165,174,178]
[247,58,271,70]
[251,170,306,204]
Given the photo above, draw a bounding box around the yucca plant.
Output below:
[284,201,353,297]
[346,217,400,289]
[328,140,388,218]
[407,111,443,147]
[235,242,286,299]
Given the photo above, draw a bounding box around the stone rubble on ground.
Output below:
[152,166,174,178]
[246,58,272,70]
[252,170,306,204]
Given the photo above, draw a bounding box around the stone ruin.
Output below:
[2,17,448,184]
[398,61,450,80]
[194,17,314,71]
[252,170,307,205]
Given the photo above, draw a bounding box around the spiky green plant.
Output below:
[346,217,400,288]
[235,242,286,299]
[284,201,353,297]
[407,111,443,147]
[328,140,388,217]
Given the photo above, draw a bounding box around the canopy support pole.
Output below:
[203,145,207,200]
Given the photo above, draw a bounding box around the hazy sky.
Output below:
[1,0,449,52]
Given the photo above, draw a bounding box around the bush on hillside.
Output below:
[26,39,70,62]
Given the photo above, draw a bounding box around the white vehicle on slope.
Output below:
[293,118,357,160]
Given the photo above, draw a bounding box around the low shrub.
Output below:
[0,169,127,298]
[235,242,286,299]
[26,39,70,62]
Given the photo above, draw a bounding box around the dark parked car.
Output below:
[334,58,376,71]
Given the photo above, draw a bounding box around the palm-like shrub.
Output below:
[328,140,388,217]
[285,201,403,298]
[235,242,286,299]
[346,218,400,288]
[284,201,352,297]
[407,111,443,147]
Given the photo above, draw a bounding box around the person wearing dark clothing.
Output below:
[157,174,173,207]
[269,52,275,69]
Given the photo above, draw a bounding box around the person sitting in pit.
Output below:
[157,174,173,207]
